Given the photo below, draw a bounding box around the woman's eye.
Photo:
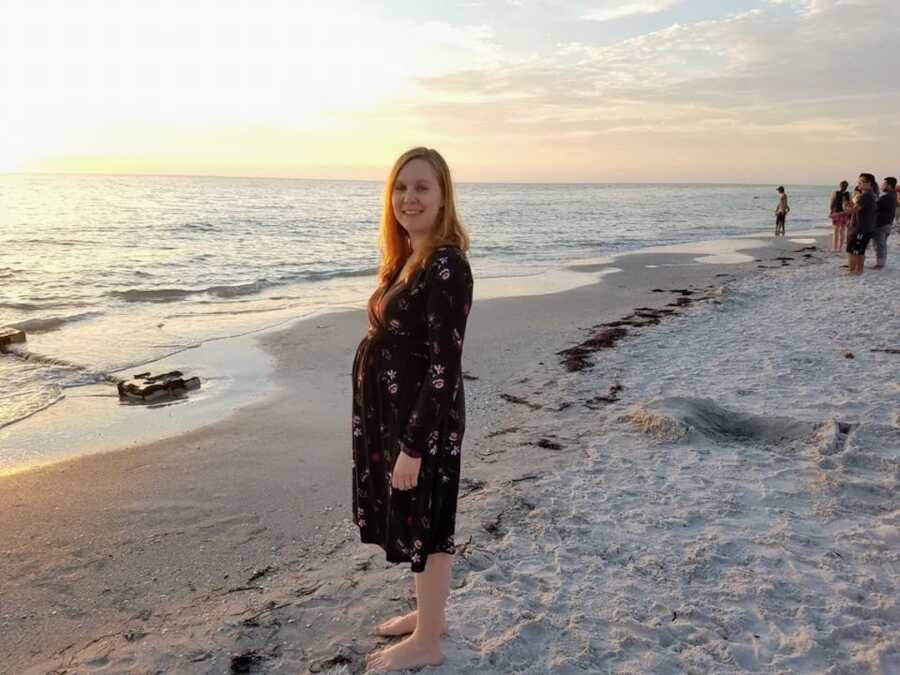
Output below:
[416,185,429,192]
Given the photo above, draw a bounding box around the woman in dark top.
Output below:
[830,180,850,252]
[353,147,473,672]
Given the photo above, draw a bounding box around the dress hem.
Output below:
[358,529,456,574]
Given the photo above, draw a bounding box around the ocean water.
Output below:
[0,174,829,436]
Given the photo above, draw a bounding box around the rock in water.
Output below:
[117,370,201,403]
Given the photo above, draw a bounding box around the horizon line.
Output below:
[1,170,835,188]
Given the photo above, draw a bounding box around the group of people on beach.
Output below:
[778,175,899,274]
[827,174,897,275]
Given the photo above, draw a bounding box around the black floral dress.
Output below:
[352,246,473,572]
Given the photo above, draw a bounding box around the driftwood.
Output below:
[0,327,26,351]
[117,370,201,403]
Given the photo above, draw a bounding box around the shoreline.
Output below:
[0,229,827,478]
[1,229,854,672]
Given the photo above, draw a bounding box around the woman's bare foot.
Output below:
[366,636,444,672]
[375,610,448,637]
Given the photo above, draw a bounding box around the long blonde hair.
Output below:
[376,147,470,287]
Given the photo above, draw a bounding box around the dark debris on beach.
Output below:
[557,327,629,372]
[585,383,624,408]
[499,393,543,410]
[229,649,271,674]
[485,426,520,438]
[558,287,721,372]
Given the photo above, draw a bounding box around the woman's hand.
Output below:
[392,452,422,491]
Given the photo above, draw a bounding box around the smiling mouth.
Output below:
[401,210,423,216]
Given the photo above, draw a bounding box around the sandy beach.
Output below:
[3,231,898,674]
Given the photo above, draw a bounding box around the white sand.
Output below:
[428,253,899,674]
[6,233,899,673]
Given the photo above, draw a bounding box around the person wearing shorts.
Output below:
[774,186,789,236]
[830,181,851,251]
[846,173,877,275]
[831,198,850,252]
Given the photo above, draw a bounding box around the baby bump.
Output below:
[375,348,428,407]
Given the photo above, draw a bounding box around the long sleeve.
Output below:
[398,248,473,458]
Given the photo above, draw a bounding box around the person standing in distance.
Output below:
[895,186,899,225]
[351,147,473,672]
[871,176,897,269]
[775,186,789,236]
[830,180,851,252]
[846,173,878,276]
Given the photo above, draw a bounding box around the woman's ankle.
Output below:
[409,627,445,647]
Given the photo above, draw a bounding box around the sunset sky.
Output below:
[3,0,898,183]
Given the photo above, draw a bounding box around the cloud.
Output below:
[7,0,898,181]
[411,0,900,180]
[584,1,682,22]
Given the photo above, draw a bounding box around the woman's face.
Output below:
[392,158,444,238]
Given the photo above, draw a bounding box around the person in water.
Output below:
[774,186,789,236]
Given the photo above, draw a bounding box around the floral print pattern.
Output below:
[351,246,473,573]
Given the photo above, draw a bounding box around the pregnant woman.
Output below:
[351,147,473,672]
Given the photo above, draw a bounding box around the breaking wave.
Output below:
[8,311,104,334]
[107,266,380,304]
[109,280,271,303]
